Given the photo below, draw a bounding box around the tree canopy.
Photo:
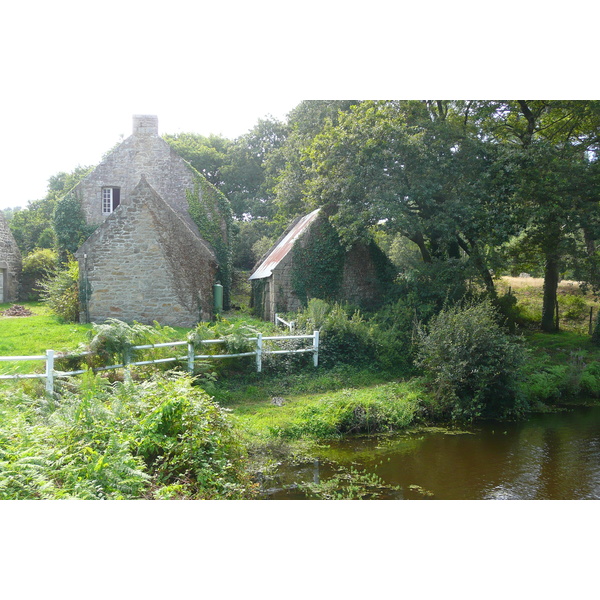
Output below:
[7,100,600,334]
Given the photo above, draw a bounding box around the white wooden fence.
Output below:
[0,331,319,394]
[275,313,295,332]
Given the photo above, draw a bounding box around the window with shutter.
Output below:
[102,187,121,215]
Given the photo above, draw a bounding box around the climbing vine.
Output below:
[186,174,234,310]
[291,213,345,305]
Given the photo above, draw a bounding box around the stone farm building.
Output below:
[0,210,21,303]
[71,115,231,328]
[249,207,394,321]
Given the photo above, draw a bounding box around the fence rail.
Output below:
[0,331,319,394]
[275,313,295,332]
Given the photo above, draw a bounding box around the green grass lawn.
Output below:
[0,302,93,375]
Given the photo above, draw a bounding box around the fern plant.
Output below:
[87,319,159,367]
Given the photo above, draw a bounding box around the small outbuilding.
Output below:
[249,207,394,321]
[0,211,21,303]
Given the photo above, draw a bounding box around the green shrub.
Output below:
[131,375,253,498]
[22,248,58,274]
[188,319,260,379]
[395,259,473,316]
[87,319,161,368]
[20,248,59,300]
[38,256,80,322]
[558,294,588,321]
[415,300,528,420]
[316,304,379,369]
[523,365,569,403]
[371,296,420,373]
[0,373,256,499]
[580,362,600,397]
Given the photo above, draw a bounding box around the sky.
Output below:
[2,2,598,212]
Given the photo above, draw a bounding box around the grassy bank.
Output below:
[2,285,600,499]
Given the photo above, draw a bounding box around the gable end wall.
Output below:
[78,186,217,327]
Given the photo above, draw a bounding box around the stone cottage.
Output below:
[77,176,217,326]
[0,210,21,303]
[71,114,230,327]
[249,207,394,321]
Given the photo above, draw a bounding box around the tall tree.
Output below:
[222,116,288,219]
[304,100,518,296]
[9,166,92,256]
[481,101,600,331]
[272,100,360,228]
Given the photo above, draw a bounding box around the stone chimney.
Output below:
[133,114,158,136]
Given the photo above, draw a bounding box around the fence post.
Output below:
[256,333,263,373]
[313,330,319,367]
[187,342,195,374]
[45,349,55,395]
[124,348,132,383]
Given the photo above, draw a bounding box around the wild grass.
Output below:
[496,276,598,334]
[0,303,93,375]
[0,302,190,376]
[233,379,424,442]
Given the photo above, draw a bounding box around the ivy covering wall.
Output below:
[291,212,345,305]
[290,209,395,311]
[186,174,234,310]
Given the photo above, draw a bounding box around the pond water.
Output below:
[265,404,600,500]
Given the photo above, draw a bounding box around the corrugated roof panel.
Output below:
[249,208,321,280]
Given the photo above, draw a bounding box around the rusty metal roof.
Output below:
[249,208,321,280]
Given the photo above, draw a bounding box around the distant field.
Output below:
[497,276,599,334]
[499,276,581,291]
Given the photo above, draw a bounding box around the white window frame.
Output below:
[102,188,114,215]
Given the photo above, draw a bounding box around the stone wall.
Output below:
[76,115,202,234]
[252,249,301,322]
[340,243,387,310]
[77,177,217,327]
[0,211,22,303]
[252,212,391,321]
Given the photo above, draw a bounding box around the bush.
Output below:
[188,318,261,377]
[296,301,380,369]
[22,248,58,274]
[371,296,420,373]
[20,248,59,300]
[87,319,162,368]
[558,294,588,321]
[38,256,80,322]
[415,300,528,420]
[131,375,253,497]
[395,259,474,316]
[0,373,256,499]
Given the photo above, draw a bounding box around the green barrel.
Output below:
[213,282,223,314]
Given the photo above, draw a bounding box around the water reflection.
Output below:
[268,405,600,500]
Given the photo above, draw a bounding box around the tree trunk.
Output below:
[456,236,497,298]
[583,226,598,286]
[408,231,432,263]
[541,250,560,332]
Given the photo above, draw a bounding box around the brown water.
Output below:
[265,405,600,500]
